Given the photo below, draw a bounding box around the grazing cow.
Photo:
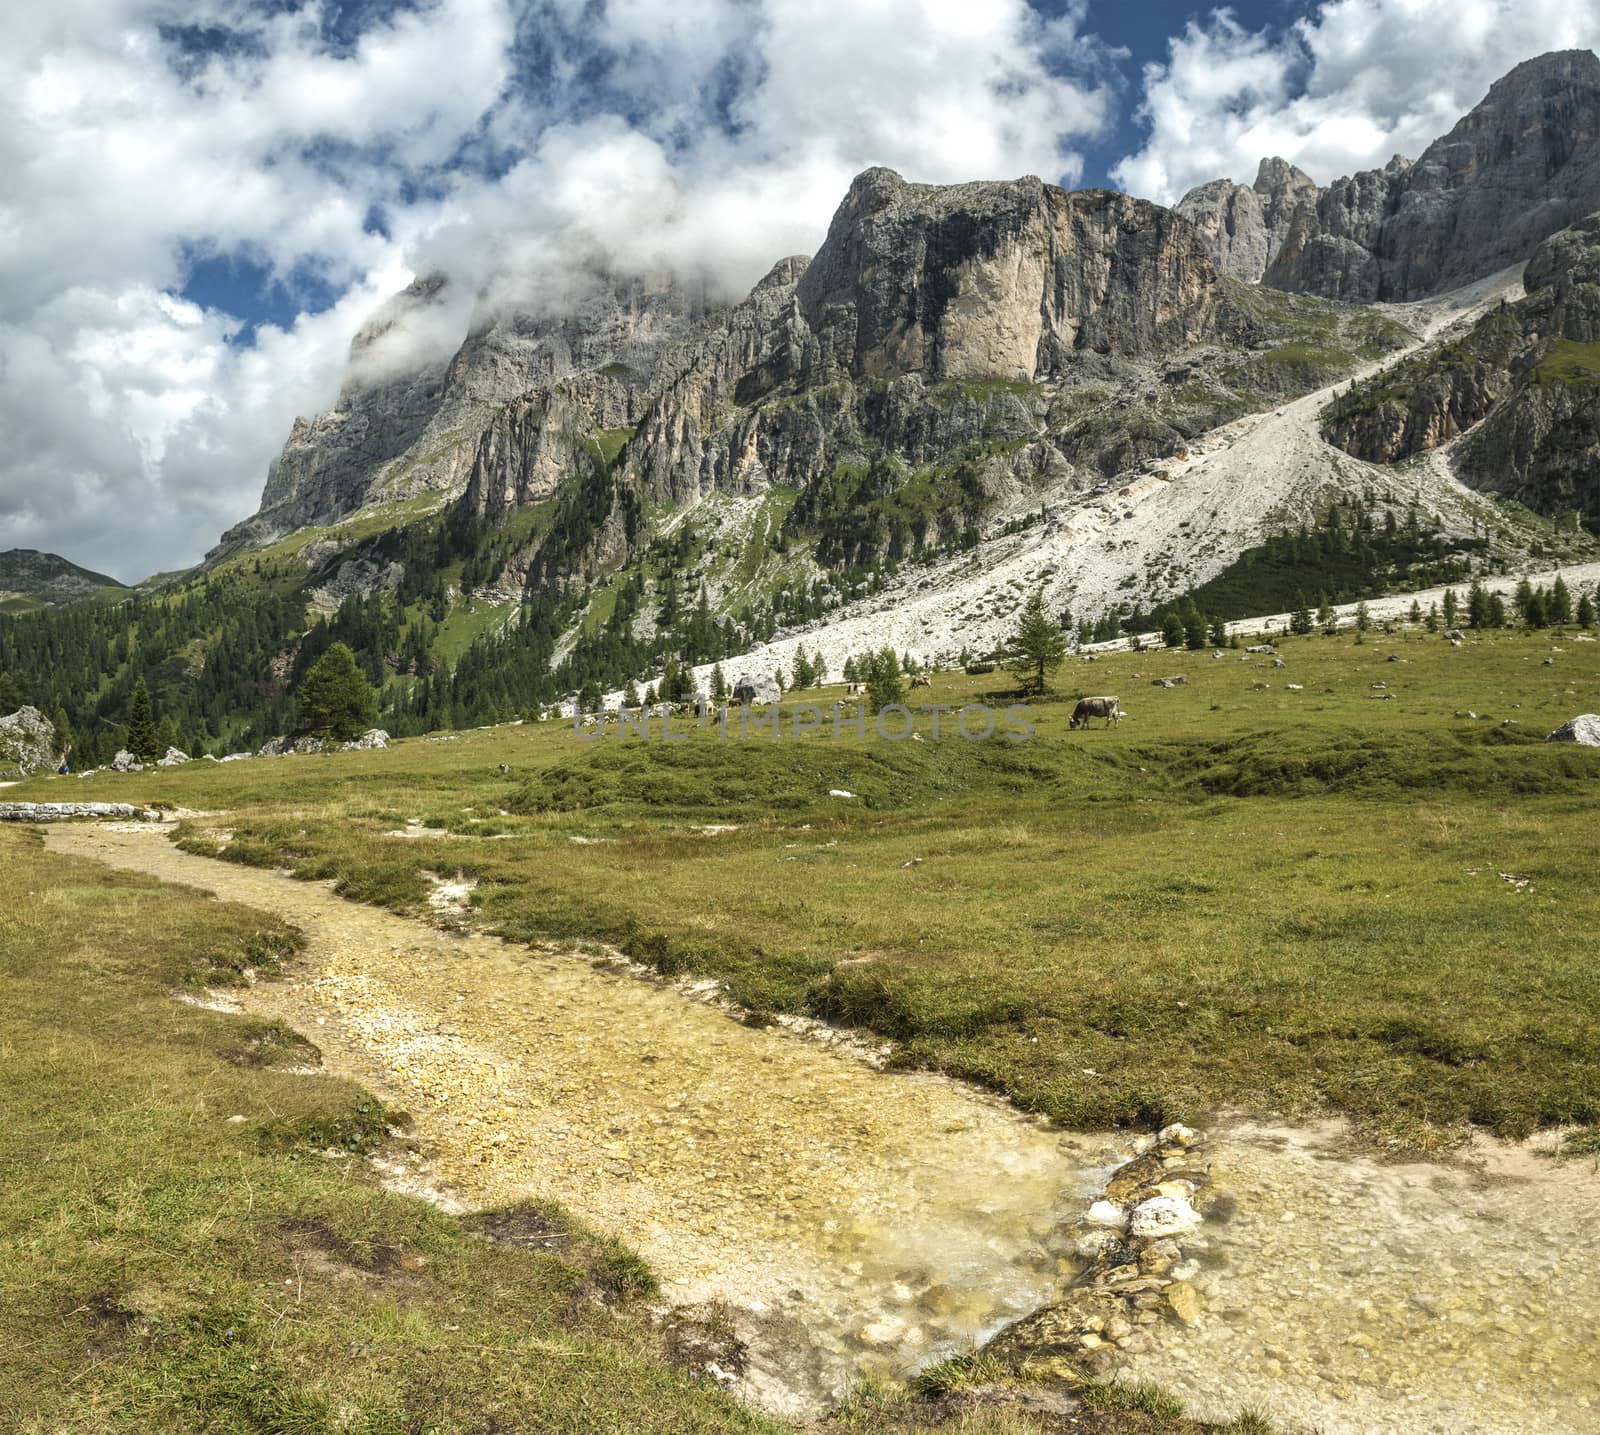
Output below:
[845,681,864,698]
[1070,695,1122,729]
[909,673,932,689]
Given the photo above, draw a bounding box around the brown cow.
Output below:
[909,673,932,689]
[1070,695,1121,729]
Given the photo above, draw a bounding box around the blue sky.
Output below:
[3,0,1597,578]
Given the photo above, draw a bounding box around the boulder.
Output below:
[0,706,59,777]
[156,747,190,767]
[340,729,390,751]
[1545,714,1600,746]
[110,749,142,772]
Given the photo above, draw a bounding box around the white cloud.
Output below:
[1114,0,1600,205]
[1,0,1110,579]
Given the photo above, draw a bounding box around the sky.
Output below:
[2,0,1598,581]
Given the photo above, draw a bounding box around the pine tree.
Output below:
[1317,594,1336,633]
[1355,601,1372,633]
[1426,602,1440,633]
[296,642,379,740]
[1577,593,1596,629]
[1442,588,1459,628]
[811,649,828,685]
[1161,612,1185,648]
[711,663,728,700]
[623,679,641,709]
[126,676,159,762]
[1488,592,1508,628]
[1468,581,1492,629]
[865,648,904,712]
[1289,593,1314,636]
[1408,600,1422,625]
[1009,591,1068,694]
[1551,575,1573,625]
[1184,607,1207,650]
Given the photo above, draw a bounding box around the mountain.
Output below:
[1179,51,1600,302]
[0,550,125,613]
[1324,211,1600,517]
[4,52,1600,766]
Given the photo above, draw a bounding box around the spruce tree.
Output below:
[1442,588,1459,627]
[1577,593,1596,629]
[865,648,904,712]
[1161,612,1185,648]
[1551,575,1572,625]
[1009,591,1068,694]
[296,642,379,740]
[126,676,159,762]
[1289,593,1314,636]
[711,663,728,700]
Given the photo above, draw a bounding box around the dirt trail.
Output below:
[47,824,1600,1431]
[47,822,1114,1416]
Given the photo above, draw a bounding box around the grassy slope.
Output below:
[29,625,1600,1153]
[0,826,779,1435]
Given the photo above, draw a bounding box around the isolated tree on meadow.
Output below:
[1183,607,1207,651]
[1355,601,1372,634]
[1317,595,1336,633]
[1443,588,1459,627]
[1009,591,1068,694]
[126,676,159,762]
[1577,593,1596,629]
[295,642,379,740]
[1161,612,1185,648]
[1426,602,1440,633]
[1408,600,1423,625]
[1488,592,1508,628]
[865,648,905,712]
[1289,593,1314,636]
[792,650,815,689]
[623,678,641,709]
[710,663,728,700]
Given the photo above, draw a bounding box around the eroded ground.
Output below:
[49,822,1112,1416]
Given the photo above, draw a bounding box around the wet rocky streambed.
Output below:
[49,824,1600,1432]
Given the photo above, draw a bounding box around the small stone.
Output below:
[1104,1315,1133,1341]
[1166,1281,1204,1326]
[1086,1199,1130,1229]
[1129,1194,1202,1239]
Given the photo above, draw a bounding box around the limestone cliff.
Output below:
[1182,51,1600,303]
[1323,212,1600,517]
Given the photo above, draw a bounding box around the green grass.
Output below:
[32,626,1600,1151]
[1531,339,1600,389]
[0,826,782,1434]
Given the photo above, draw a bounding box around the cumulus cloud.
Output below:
[1,0,1109,579]
[1113,0,1600,205]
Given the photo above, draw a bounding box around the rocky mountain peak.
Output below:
[1255,48,1600,301]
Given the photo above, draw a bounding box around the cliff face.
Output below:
[1176,158,1320,283]
[1323,212,1600,517]
[1182,51,1600,303]
[214,272,717,553]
